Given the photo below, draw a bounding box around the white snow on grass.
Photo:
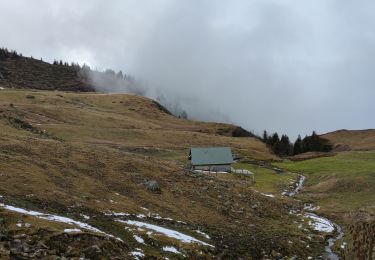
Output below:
[134,235,145,244]
[105,211,130,217]
[80,214,90,220]
[260,193,275,198]
[305,213,335,233]
[150,213,186,224]
[195,230,210,239]
[162,246,183,255]
[1,203,123,241]
[107,211,187,224]
[118,220,214,247]
[64,228,82,233]
[303,204,320,211]
[130,249,145,259]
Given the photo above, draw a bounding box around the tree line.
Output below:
[52,59,136,82]
[262,130,332,157]
[2,47,190,119]
[0,48,22,61]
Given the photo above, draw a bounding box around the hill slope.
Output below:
[0,56,93,92]
[0,89,324,258]
[322,129,375,151]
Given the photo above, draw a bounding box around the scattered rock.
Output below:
[83,244,102,258]
[145,180,161,193]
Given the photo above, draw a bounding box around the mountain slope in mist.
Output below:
[0,53,92,92]
[0,51,204,121]
[0,88,327,258]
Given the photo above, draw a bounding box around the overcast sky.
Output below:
[1,0,374,138]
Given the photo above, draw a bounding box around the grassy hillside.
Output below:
[277,152,375,215]
[0,89,327,258]
[322,129,375,151]
[0,56,92,92]
[276,151,375,257]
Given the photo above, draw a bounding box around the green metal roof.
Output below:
[189,147,233,166]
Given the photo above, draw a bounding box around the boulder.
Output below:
[145,180,161,193]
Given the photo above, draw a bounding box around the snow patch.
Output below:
[163,246,183,255]
[105,212,130,217]
[304,203,320,211]
[195,230,210,239]
[130,249,145,259]
[80,214,90,220]
[1,203,122,241]
[134,235,145,244]
[118,220,214,247]
[107,211,187,224]
[260,193,275,198]
[305,213,335,233]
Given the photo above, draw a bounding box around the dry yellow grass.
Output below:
[322,129,375,151]
[0,89,321,258]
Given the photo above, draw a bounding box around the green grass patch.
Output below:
[233,163,298,194]
[275,151,375,214]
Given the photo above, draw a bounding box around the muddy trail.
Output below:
[287,175,344,260]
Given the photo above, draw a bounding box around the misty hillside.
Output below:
[0,49,144,94]
[0,50,205,121]
[1,47,375,258]
[0,52,92,92]
[2,0,375,257]
[0,89,313,259]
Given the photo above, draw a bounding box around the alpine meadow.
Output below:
[1,1,375,259]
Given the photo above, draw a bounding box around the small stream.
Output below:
[287,175,344,260]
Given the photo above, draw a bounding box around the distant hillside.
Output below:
[0,48,256,136]
[321,129,375,151]
[0,54,93,92]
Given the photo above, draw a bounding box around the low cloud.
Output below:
[1,0,375,138]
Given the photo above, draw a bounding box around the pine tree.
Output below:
[293,135,303,155]
[181,111,188,119]
[271,133,280,146]
[0,49,5,61]
[116,71,124,79]
[262,130,268,141]
[280,134,292,156]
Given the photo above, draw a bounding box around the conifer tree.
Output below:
[262,130,268,141]
[293,135,303,155]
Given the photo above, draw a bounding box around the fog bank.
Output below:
[1,0,375,137]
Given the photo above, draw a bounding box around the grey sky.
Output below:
[1,0,374,138]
